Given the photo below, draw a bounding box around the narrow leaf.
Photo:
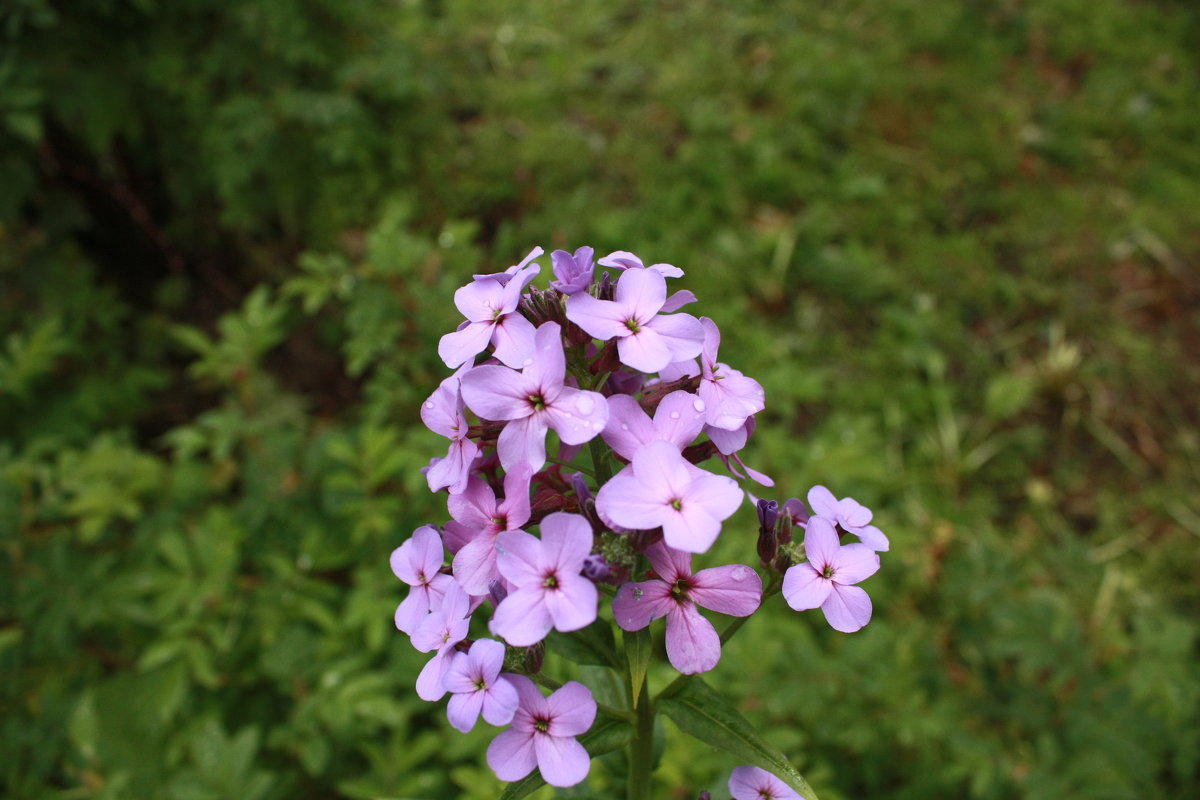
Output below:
[624,627,652,709]
[658,677,819,800]
[497,717,633,800]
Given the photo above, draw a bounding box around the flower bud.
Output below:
[582,553,609,581]
[487,579,508,608]
[756,498,780,534]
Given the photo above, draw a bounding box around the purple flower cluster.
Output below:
[393,246,888,789]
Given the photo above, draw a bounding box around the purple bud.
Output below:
[582,553,609,581]
[550,246,595,295]
[487,579,508,608]
[597,270,615,300]
[571,471,593,504]
[524,641,545,674]
[756,498,780,534]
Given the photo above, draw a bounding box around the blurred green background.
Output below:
[2,0,1198,797]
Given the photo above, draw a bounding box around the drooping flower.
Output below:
[411,581,471,700]
[421,366,481,495]
[600,390,707,461]
[728,765,802,800]
[549,246,595,295]
[596,440,742,553]
[597,249,683,278]
[807,485,889,552]
[612,541,761,674]
[460,321,608,472]
[486,675,596,787]
[566,268,704,373]
[782,517,880,633]
[392,525,455,634]
[442,639,519,733]
[447,467,532,595]
[697,317,765,431]
[490,512,599,646]
[706,418,774,488]
[438,251,541,369]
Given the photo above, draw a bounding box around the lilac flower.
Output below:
[598,249,683,278]
[596,440,742,553]
[473,246,543,284]
[550,246,595,295]
[612,542,761,674]
[442,639,519,733]
[421,366,481,495]
[782,517,880,633]
[460,322,609,472]
[490,512,599,646]
[438,253,541,369]
[486,675,596,787]
[411,582,471,700]
[447,467,532,595]
[728,766,802,800]
[697,317,765,432]
[705,417,774,488]
[566,269,704,373]
[600,390,707,461]
[807,485,889,552]
[392,525,455,634]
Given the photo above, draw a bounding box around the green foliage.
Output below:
[2,0,1199,798]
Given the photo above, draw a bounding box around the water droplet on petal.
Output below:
[692,398,706,412]
[732,566,749,581]
[575,395,595,414]
[424,401,435,409]
[620,423,629,431]
[523,358,534,367]
[669,411,680,419]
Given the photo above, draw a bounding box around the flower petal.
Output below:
[831,543,881,585]
[494,530,544,586]
[600,394,656,460]
[543,574,598,632]
[461,365,534,421]
[481,675,520,726]
[821,584,873,633]
[617,327,672,373]
[545,681,597,736]
[545,388,609,445]
[566,293,628,341]
[664,603,721,674]
[803,517,840,568]
[652,391,707,450]
[614,266,667,320]
[690,565,762,617]
[781,564,832,611]
[496,414,549,473]
[487,728,538,782]
[806,485,839,519]
[646,312,705,364]
[534,734,592,787]
[491,587,553,646]
[438,320,494,369]
[446,689,485,733]
[490,312,538,369]
[612,580,674,631]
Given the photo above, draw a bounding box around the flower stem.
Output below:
[589,437,613,485]
[627,678,655,799]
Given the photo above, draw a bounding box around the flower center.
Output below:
[533,717,550,733]
[821,563,836,580]
[669,497,684,511]
[624,317,641,333]
[474,677,487,691]
[543,573,559,589]
[527,393,546,411]
[670,577,692,600]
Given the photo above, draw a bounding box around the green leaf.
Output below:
[497,717,633,799]
[624,627,652,709]
[658,677,819,800]
[547,620,621,669]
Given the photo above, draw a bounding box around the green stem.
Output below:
[589,437,613,485]
[545,456,594,477]
[627,678,654,799]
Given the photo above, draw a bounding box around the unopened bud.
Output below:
[697,792,712,800]
[756,498,780,534]
[524,641,545,674]
[487,580,508,608]
[582,553,609,581]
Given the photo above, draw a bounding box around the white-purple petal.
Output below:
[664,603,721,674]
[821,584,873,632]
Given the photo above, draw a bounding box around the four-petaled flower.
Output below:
[420,366,481,495]
[461,321,609,472]
[782,517,880,633]
[807,485,889,552]
[550,246,595,295]
[696,316,765,432]
[596,440,743,553]
[728,765,802,800]
[410,581,471,700]
[490,512,599,646]
[612,541,761,674]
[566,268,704,373]
[486,675,596,787]
[446,467,532,595]
[442,639,519,733]
[439,249,541,369]
[391,525,455,634]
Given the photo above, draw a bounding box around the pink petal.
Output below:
[522,321,567,394]
[690,565,762,617]
[831,543,881,585]
[821,584,873,632]
[565,293,628,341]
[487,728,538,782]
[545,388,609,445]
[442,649,482,694]
[496,414,549,472]
[470,638,507,682]
[393,591,429,634]
[539,512,594,570]
[494,530,545,586]
[781,564,832,611]
[448,476,498,529]
[803,517,840,568]
[461,365,534,422]
[419,373,462,439]
[499,465,533,529]
[612,580,674,631]
[442,520,476,554]
[652,391,707,450]
[806,485,839,519]
[543,574,598,632]
[614,267,666,321]
[707,422,748,455]
[661,504,723,554]
[644,541,692,581]
[837,497,873,528]
[600,394,656,460]
[504,672,546,716]
[491,587,553,646]
[664,603,721,674]
[646,312,705,364]
[438,320,494,368]
[729,765,801,800]
[490,312,538,368]
[452,534,500,596]
[454,278,506,321]
[534,735,592,787]
[545,681,597,736]
[699,316,721,374]
[847,523,890,552]
[701,366,765,431]
[661,289,697,312]
[595,468,669,532]
[617,327,672,373]
[424,438,479,494]
[481,675,520,726]
[416,651,452,701]
[446,689,485,733]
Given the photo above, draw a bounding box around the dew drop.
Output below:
[692,398,706,412]
[731,566,749,581]
[620,423,630,431]
[669,411,680,419]
[575,395,595,414]
[424,401,435,409]
[523,357,534,367]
